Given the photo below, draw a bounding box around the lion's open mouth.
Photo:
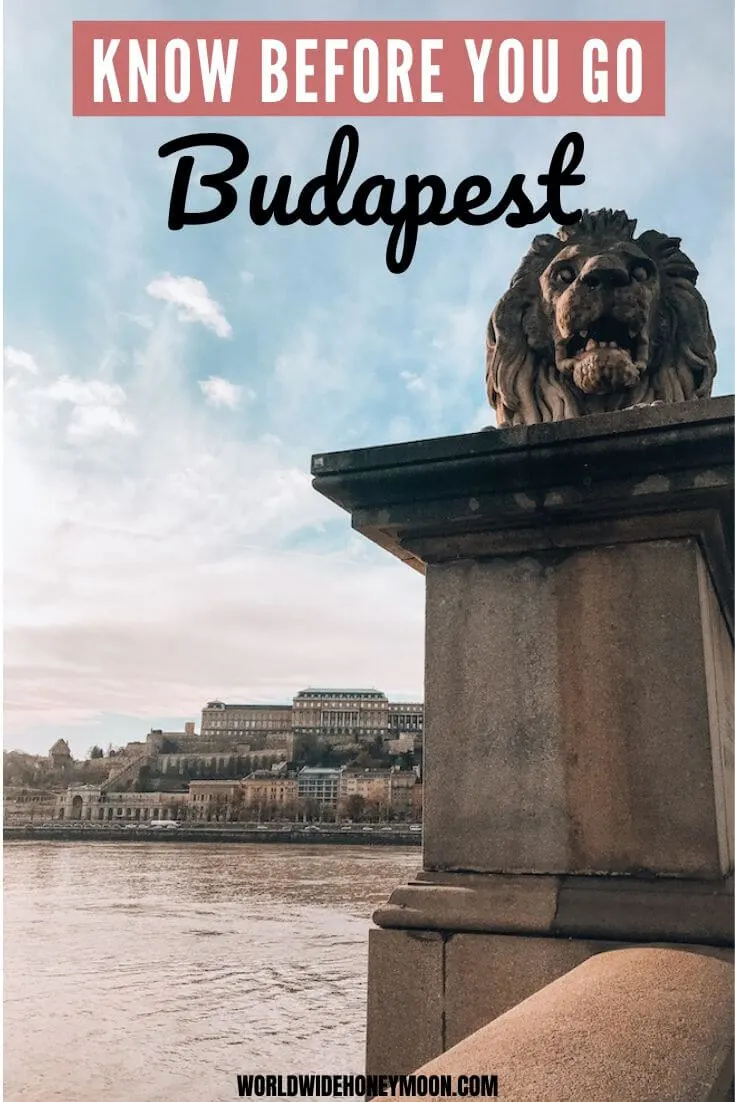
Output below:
[558,314,649,394]
[565,316,640,361]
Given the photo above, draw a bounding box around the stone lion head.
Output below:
[486,209,717,426]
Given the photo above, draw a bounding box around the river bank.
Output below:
[4,823,422,846]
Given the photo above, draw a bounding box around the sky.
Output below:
[4,0,734,758]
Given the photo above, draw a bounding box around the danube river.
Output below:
[4,841,420,1102]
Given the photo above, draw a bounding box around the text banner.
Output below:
[72,21,666,117]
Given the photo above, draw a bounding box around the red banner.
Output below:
[72,21,666,117]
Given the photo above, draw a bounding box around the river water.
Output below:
[4,841,420,1102]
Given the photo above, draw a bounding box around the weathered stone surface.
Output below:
[373,872,735,946]
[311,397,734,623]
[312,397,735,1077]
[311,395,733,485]
[374,873,561,935]
[551,874,735,944]
[444,934,610,1050]
[368,929,733,1075]
[413,948,734,1101]
[365,929,443,1077]
[699,554,735,873]
[424,537,731,878]
[486,210,717,426]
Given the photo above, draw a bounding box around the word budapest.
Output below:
[159,125,585,274]
[72,21,666,117]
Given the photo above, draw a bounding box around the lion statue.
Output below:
[486,209,717,426]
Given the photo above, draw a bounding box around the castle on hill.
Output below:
[4,687,423,825]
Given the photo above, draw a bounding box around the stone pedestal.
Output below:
[312,397,734,1076]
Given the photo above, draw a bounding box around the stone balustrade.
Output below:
[405,948,734,1101]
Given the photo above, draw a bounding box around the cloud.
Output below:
[9,372,139,442]
[3,312,423,749]
[146,274,232,338]
[120,312,155,330]
[198,375,251,409]
[37,374,137,440]
[4,550,424,734]
[4,346,39,375]
[397,365,452,433]
[400,371,426,394]
[67,405,138,440]
[42,375,127,407]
